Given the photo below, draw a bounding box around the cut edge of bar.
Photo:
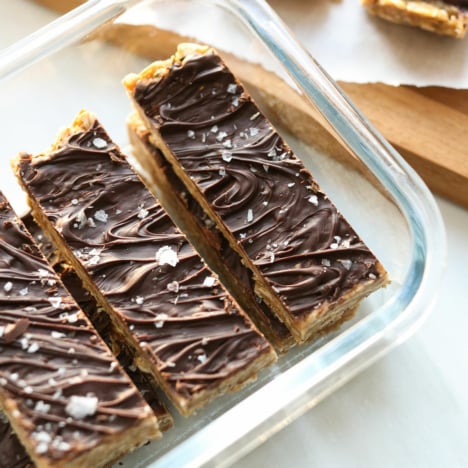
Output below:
[126,111,296,354]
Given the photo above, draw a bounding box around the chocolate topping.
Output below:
[17,117,274,410]
[0,195,154,462]
[21,211,174,431]
[133,52,384,322]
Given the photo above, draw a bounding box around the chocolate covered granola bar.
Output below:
[13,110,276,416]
[0,193,159,468]
[124,44,389,343]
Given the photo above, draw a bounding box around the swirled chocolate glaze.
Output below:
[21,213,174,430]
[133,51,386,323]
[0,194,155,464]
[0,413,31,468]
[17,117,274,411]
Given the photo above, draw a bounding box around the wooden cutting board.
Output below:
[32,0,468,208]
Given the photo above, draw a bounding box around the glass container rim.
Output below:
[0,1,447,466]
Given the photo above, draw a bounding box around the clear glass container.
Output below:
[0,1,446,466]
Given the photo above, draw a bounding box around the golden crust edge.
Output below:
[362,0,468,37]
[123,42,212,92]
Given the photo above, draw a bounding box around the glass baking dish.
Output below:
[0,0,446,466]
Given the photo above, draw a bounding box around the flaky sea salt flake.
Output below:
[35,442,48,454]
[167,281,179,293]
[34,401,51,414]
[38,269,49,278]
[51,331,66,339]
[135,296,144,305]
[92,137,107,149]
[27,342,40,353]
[308,195,319,206]
[227,83,237,94]
[216,131,228,141]
[197,354,207,364]
[203,276,216,288]
[67,313,79,324]
[94,210,108,223]
[48,297,62,309]
[138,207,149,219]
[221,151,232,162]
[33,431,52,444]
[52,439,71,452]
[19,338,29,350]
[154,313,169,329]
[75,211,87,229]
[65,395,98,419]
[156,245,179,267]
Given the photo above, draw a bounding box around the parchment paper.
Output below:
[4,0,468,88]
[269,0,468,89]
[120,0,468,89]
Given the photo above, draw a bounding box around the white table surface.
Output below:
[1,2,467,468]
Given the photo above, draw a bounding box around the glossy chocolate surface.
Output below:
[0,194,151,462]
[21,212,174,429]
[133,52,384,320]
[18,119,272,402]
